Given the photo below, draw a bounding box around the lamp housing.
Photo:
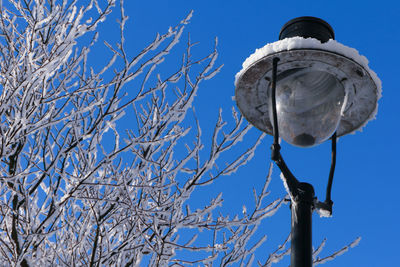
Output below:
[235,17,381,147]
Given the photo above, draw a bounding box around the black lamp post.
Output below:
[235,17,381,267]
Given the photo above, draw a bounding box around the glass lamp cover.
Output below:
[269,68,345,147]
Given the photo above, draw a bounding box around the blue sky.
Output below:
[97,0,398,266]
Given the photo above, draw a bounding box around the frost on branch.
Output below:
[0,1,285,266]
[313,237,362,265]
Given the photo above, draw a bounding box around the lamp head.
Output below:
[235,17,380,147]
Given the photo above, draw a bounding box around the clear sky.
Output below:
[98,0,398,266]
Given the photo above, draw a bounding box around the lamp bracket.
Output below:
[269,56,337,217]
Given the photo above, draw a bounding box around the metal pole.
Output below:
[291,182,315,267]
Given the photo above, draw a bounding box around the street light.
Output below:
[235,17,381,267]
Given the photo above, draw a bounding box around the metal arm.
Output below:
[270,57,300,201]
[314,132,337,216]
[326,131,337,204]
[270,57,281,162]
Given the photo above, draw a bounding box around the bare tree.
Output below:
[0,1,358,266]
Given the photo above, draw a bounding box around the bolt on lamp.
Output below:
[235,17,381,267]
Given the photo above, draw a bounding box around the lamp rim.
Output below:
[235,37,381,138]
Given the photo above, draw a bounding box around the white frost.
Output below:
[316,207,332,218]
